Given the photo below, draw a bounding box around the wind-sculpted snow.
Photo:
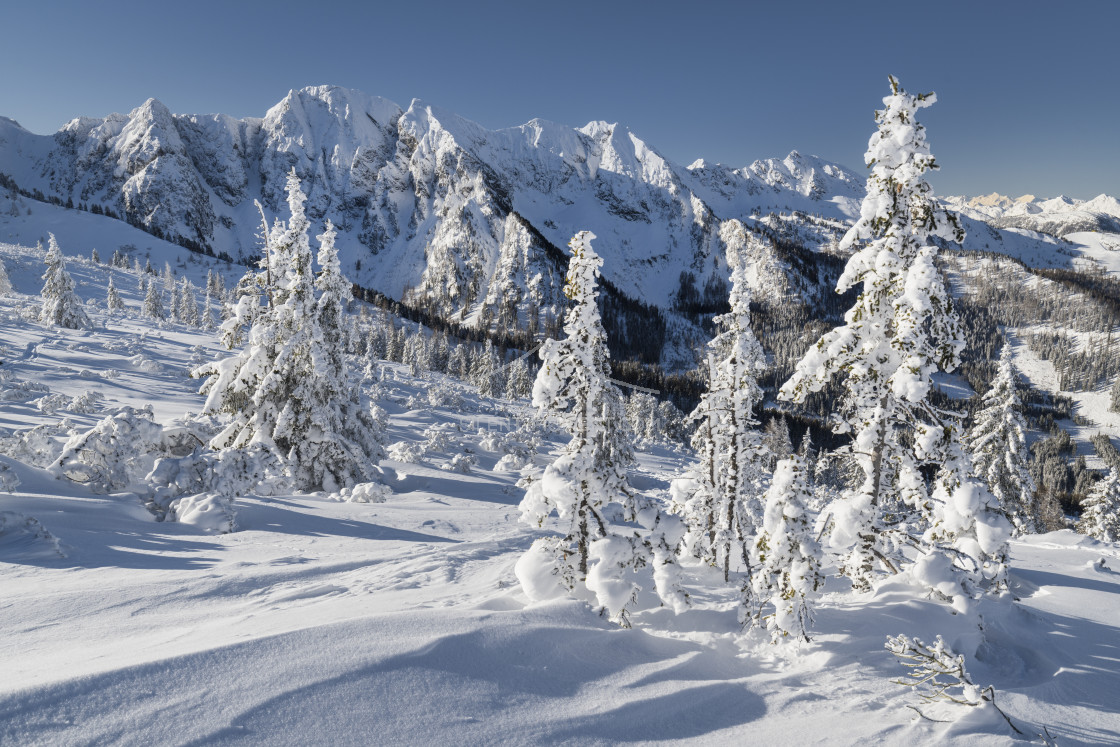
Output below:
[0,237,1119,743]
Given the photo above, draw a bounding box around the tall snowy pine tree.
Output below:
[517,231,685,624]
[748,446,823,642]
[39,234,91,329]
[195,171,382,491]
[964,344,1039,535]
[778,77,1009,606]
[671,250,769,582]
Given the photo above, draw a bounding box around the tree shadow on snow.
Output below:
[237,499,459,544]
[545,682,765,742]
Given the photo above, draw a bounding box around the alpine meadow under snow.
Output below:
[2,77,1120,745]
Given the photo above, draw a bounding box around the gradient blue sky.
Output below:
[3,0,1116,198]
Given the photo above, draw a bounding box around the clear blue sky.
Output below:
[3,0,1117,198]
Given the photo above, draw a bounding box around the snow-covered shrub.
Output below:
[0,511,64,558]
[50,406,163,493]
[388,440,426,464]
[422,423,458,452]
[0,373,51,402]
[0,423,70,468]
[36,391,104,416]
[443,453,476,474]
[340,481,391,503]
[495,453,530,472]
[146,444,281,528]
[887,634,985,706]
[427,381,464,409]
[0,257,11,294]
[0,460,20,492]
[167,493,235,533]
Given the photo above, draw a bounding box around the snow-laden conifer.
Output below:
[39,234,91,329]
[106,275,125,314]
[201,286,215,330]
[195,170,382,491]
[517,231,684,624]
[1078,467,1120,542]
[778,76,1009,599]
[965,345,1037,534]
[748,447,823,642]
[178,278,200,326]
[0,256,12,294]
[504,355,534,400]
[142,275,165,320]
[671,250,768,580]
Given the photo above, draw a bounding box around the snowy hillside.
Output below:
[0,85,1093,349]
[1,235,1119,745]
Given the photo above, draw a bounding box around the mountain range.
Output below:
[0,85,1112,365]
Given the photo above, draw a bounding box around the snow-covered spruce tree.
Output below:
[964,344,1037,535]
[1078,466,1120,542]
[778,77,1009,599]
[201,286,215,330]
[671,251,769,581]
[504,355,534,400]
[178,278,199,326]
[1110,377,1120,414]
[748,447,823,642]
[39,234,91,329]
[517,231,686,624]
[142,275,165,320]
[0,256,12,294]
[106,275,124,314]
[195,170,382,492]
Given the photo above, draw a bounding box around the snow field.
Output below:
[0,232,1118,743]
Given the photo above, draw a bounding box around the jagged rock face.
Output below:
[0,87,863,316]
[0,85,1081,359]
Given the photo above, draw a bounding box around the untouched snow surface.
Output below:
[1,239,1120,745]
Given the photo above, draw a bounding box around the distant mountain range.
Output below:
[0,85,1111,360]
[944,193,1120,238]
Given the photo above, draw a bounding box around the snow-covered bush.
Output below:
[422,423,458,453]
[443,453,476,474]
[166,493,235,533]
[427,381,464,409]
[146,443,282,528]
[0,257,12,295]
[50,406,165,493]
[340,481,392,503]
[388,440,426,464]
[1,422,72,468]
[0,459,20,492]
